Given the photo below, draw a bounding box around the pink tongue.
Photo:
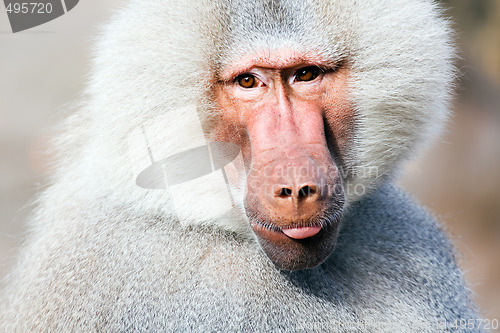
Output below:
[282,226,321,239]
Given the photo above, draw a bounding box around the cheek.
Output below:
[211,87,243,138]
[211,87,253,166]
[322,69,355,166]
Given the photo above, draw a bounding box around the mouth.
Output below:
[247,209,342,270]
[282,226,322,239]
[249,218,325,240]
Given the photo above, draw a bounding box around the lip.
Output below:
[282,226,322,239]
[249,219,325,242]
[249,216,340,270]
[245,191,344,270]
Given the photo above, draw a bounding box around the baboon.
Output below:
[0,0,484,331]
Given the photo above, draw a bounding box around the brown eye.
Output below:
[295,66,321,82]
[237,74,257,88]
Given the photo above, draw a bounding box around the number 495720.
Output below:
[6,2,53,14]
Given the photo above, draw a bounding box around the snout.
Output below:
[262,157,333,225]
[244,153,344,270]
[246,155,340,230]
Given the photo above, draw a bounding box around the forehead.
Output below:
[226,0,316,35]
[212,0,347,80]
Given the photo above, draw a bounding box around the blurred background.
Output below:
[1,0,499,326]
[400,0,500,324]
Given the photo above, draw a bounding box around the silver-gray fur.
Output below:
[0,0,483,332]
[0,185,481,332]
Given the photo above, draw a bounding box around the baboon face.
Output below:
[213,49,354,270]
[123,0,451,271]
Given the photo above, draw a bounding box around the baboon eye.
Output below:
[295,66,321,82]
[237,74,258,88]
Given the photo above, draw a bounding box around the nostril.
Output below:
[274,185,319,199]
[298,185,317,198]
[299,186,310,198]
[279,188,293,197]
